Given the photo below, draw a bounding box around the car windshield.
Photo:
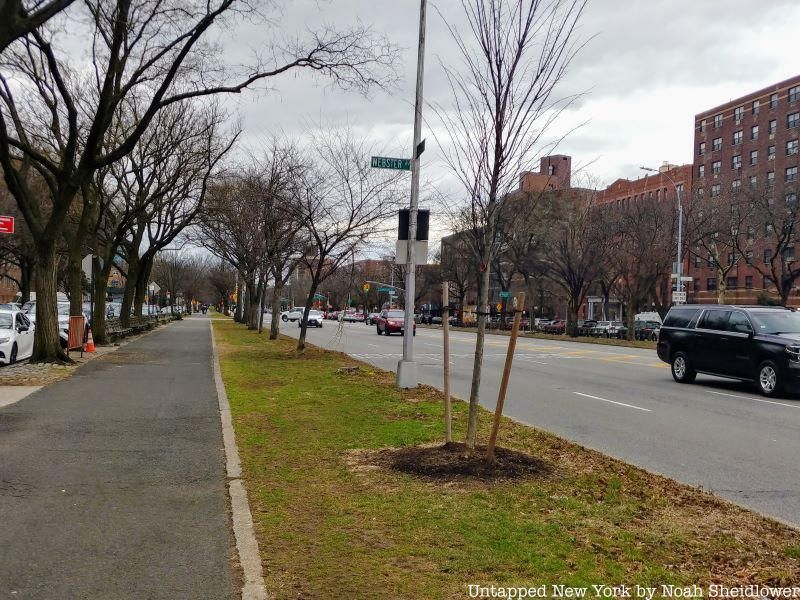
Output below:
[308,311,322,317]
[0,313,12,329]
[387,311,405,318]
[750,311,800,334]
[597,321,610,326]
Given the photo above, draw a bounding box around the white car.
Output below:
[281,307,304,322]
[24,301,85,347]
[298,310,324,328]
[0,310,35,365]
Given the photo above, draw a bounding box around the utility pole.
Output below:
[397,0,427,389]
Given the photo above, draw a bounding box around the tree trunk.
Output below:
[246,276,260,329]
[566,295,579,337]
[270,281,283,340]
[31,243,68,362]
[121,253,140,327]
[19,258,33,304]
[296,274,322,354]
[133,259,152,318]
[92,257,113,345]
[66,248,84,316]
[234,273,243,322]
[466,264,491,450]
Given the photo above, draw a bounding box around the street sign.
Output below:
[0,215,14,234]
[499,291,512,299]
[313,293,326,301]
[679,276,693,282]
[371,156,411,171]
[672,291,687,303]
[378,287,393,293]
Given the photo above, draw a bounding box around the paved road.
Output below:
[284,319,800,527]
[0,317,235,599]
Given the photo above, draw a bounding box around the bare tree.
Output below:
[294,129,404,354]
[737,181,800,305]
[0,0,75,52]
[686,191,746,304]
[435,0,587,450]
[543,190,611,335]
[0,0,399,361]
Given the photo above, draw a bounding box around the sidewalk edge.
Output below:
[210,321,267,600]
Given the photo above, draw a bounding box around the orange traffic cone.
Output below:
[85,326,96,353]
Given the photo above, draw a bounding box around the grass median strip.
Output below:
[213,319,800,598]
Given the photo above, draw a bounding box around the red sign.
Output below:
[0,216,14,234]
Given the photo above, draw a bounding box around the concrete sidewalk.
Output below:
[0,317,236,599]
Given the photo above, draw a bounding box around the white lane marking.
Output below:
[572,391,652,412]
[707,390,800,409]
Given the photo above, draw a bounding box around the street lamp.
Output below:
[641,166,685,304]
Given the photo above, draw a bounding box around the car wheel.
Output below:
[9,344,17,365]
[376,326,381,335]
[651,333,658,342]
[670,351,696,384]
[757,360,783,397]
[282,315,288,322]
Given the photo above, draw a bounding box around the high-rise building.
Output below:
[691,75,800,303]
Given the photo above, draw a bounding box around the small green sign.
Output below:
[313,294,326,300]
[499,291,512,299]
[371,156,411,171]
[378,287,393,293]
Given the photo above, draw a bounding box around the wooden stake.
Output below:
[443,282,452,443]
[486,292,525,462]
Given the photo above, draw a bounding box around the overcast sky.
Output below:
[218,0,800,249]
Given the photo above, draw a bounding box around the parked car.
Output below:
[375,309,416,336]
[590,321,612,337]
[635,320,661,341]
[657,304,800,397]
[24,301,80,347]
[298,310,324,328]
[577,320,597,336]
[607,321,626,338]
[0,303,22,312]
[543,319,566,334]
[365,312,381,325]
[534,318,552,331]
[0,309,35,365]
[281,307,305,322]
[342,311,365,323]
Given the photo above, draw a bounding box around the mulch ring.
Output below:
[349,442,555,484]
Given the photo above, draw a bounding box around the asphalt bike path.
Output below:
[0,317,236,599]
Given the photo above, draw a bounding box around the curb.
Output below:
[209,321,267,600]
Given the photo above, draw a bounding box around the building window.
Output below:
[787,139,799,156]
[750,149,758,165]
[698,164,705,178]
[732,155,742,170]
[749,175,758,189]
[768,145,776,160]
[693,279,700,293]
[694,255,701,268]
[764,249,771,264]
[766,223,775,235]
[713,137,722,151]
[700,119,707,133]
[711,184,721,197]
[753,100,760,115]
[733,130,743,145]
[707,254,714,267]
[727,252,736,266]
[732,179,741,192]
[789,112,800,129]
[790,85,800,103]
[707,278,717,291]
[712,160,721,174]
[698,141,706,156]
[746,250,754,264]
[769,119,777,134]
[786,192,798,207]
[734,106,744,123]
[751,125,759,140]
[745,276,753,289]
[768,171,775,187]
[697,187,704,197]
[787,166,798,182]
[747,225,755,240]
[714,114,723,129]
[783,246,796,263]
[727,277,738,290]
[771,93,778,109]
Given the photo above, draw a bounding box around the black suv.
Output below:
[657,304,800,397]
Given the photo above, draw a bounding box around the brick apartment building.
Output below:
[596,163,692,210]
[690,74,800,304]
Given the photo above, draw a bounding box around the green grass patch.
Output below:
[214,319,800,598]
